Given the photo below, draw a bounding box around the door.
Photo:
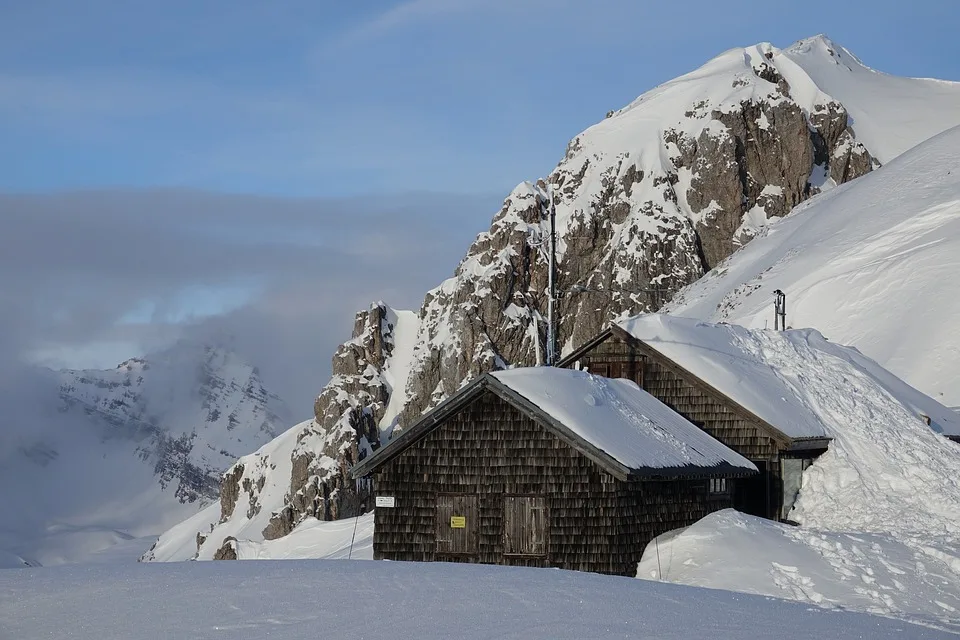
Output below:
[435,494,478,556]
[734,461,771,518]
[780,457,815,521]
[503,496,548,557]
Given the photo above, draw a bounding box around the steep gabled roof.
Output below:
[615,315,960,441]
[557,325,805,447]
[351,368,757,481]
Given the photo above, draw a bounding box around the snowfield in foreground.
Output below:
[2,560,955,639]
[639,510,960,631]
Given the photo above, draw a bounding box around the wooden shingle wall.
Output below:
[372,390,733,576]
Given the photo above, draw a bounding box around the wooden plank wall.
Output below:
[372,391,734,576]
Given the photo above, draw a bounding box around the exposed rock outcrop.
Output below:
[213,537,238,560]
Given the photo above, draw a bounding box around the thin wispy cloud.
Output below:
[327,0,496,51]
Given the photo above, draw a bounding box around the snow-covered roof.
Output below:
[490,367,756,474]
[616,315,960,440]
[352,365,757,480]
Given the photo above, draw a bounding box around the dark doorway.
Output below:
[734,461,771,518]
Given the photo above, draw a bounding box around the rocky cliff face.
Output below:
[141,307,418,561]
[58,342,291,504]
[152,35,960,558]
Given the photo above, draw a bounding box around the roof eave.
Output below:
[626,462,758,481]
[555,327,614,369]
[784,436,832,452]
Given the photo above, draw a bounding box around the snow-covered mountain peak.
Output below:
[785,34,848,58]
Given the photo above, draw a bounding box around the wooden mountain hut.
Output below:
[558,315,835,522]
[350,367,756,577]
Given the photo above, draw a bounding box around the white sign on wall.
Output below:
[375,496,396,508]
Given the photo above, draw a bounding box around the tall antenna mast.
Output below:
[546,184,557,366]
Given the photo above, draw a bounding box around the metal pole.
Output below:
[546,185,557,366]
[774,293,779,331]
[773,290,786,331]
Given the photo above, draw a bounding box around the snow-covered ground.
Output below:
[227,513,373,561]
[141,423,375,563]
[666,124,960,408]
[639,510,960,632]
[2,559,954,639]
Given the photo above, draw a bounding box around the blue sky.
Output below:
[2,0,959,408]
[2,0,958,197]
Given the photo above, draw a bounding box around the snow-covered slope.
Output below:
[142,420,309,561]
[143,304,420,561]
[145,504,374,562]
[667,124,960,407]
[0,343,292,567]
[2,561,951,639]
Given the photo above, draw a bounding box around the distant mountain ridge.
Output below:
[146,34,960,561]
[57,342,291,504]
[0,342,293,567]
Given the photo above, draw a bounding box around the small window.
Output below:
[709,478,728,494]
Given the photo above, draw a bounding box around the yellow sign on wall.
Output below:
[450,516,466,529]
